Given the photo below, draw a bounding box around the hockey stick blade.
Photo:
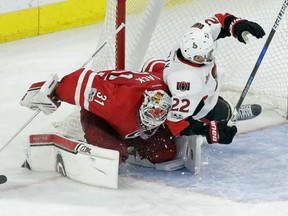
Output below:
[0,109,41,153]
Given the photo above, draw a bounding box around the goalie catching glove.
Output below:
[20,74,61,115]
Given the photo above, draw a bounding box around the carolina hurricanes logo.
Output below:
[176,81,190,91]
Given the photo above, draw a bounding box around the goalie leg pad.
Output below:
[131,135,203,173]
[174,135,204,174]
[26,134,119,189]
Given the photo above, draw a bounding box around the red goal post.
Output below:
[92,0,288,118]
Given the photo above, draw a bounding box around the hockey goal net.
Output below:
[91,0,288,119]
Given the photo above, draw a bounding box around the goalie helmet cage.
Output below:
[92,0,288,118]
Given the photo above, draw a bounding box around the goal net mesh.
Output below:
[92,0,288,118]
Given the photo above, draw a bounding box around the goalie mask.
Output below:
[139,90,172,128]
[180,28,217,65]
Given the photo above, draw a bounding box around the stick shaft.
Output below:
[231,0,288,122]
[0,109,41,153]
[81,23,125,68]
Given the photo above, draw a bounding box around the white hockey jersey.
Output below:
[164,15,226,123]
[144,13,265,136]
[164,51,225,121]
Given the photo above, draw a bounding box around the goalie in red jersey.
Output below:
[20,68,176,164]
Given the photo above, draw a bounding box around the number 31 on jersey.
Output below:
[88,88,107,106]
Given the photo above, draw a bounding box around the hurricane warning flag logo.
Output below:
[176,82,190,91]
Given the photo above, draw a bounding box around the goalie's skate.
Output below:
[237,104,262,121]
[125,147,155,168]
[125,146,185,171]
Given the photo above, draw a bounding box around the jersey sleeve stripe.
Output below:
[74,68,90,107]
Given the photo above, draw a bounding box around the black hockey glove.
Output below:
[180,119,237,144]
[180,118,207,136]
[230,18,265,44]
[205,121,237,144]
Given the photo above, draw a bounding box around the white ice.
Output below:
[0,22,288,216]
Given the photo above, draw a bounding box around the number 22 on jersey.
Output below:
[171,98,190,113]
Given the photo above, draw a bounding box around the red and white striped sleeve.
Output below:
[55,68,94,109]
[191,13,241,40]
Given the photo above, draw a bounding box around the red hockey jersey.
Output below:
[55,68,169,138]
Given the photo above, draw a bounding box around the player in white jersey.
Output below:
[142,13,265,144]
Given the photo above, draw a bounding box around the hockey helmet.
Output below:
[180,28,217,64]
[139,90,172,128]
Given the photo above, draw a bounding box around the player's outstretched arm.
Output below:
[215,13,265,43]
[230,18,266,43]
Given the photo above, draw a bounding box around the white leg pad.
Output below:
[174,135,204,174]
[26,134,119,189]
[125,135,203,173]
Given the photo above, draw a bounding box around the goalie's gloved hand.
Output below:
[230,18,265,44]
[205,121,237,144]
[20,74,61,115]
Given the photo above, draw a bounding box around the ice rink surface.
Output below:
[0,21,287,216]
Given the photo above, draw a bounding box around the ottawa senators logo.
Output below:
[176,81,190,91]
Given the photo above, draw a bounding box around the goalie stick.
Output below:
[230,0,288,123]
[0,23,126,154]
[0,109,41,154]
